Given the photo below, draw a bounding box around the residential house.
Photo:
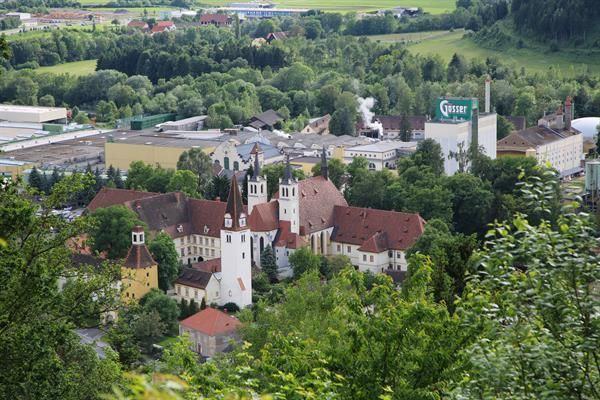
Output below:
[248,109,282,131]
[121,226,159,302]
[179,307,241,357]
[265,31,288,43]
[151,21,176,34]
[127,20,149,31]
[301,114,331,135]
[199,13,232,26]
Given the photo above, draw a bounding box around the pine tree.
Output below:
[200,297,206,310]
[260,245,278,282]
[93,167,104,192]
[188,299,199,316]
[400,114,412,142]
[28,166,43,192]
[179,298,188,319]
[114,168,124,189]
[49,167,61,192]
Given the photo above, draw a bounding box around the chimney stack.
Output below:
[565,96,572,131]
[484,77,491,114]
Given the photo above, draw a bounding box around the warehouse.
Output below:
[0,105,67,123]
[159,116,207,132]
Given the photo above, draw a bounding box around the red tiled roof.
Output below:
[123,243,156,269]
[248,201,278,232]
[189,199,227,238]
[176,267,213,289]
[87,187,157,212]
[155,21,174,27]
[358,231,389,253]
[128,20,148,28]
[179,307,241,336]
[298,176,348,234]
[191,258,221,273]
[332,206,425,251]
[199,13,230,24]
[275,220,307,249]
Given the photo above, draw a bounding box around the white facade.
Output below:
[219,214,252,308]
[343,141,417,170]
[0,105,67,123]
[278,178,300,234]
[247,171,268,215]
[174,276,220,305]
[424,113,497,175]
[175,234,220,265]
[329,242,408,274]
[534,133,583,174]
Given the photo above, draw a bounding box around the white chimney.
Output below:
[485,77,491,114]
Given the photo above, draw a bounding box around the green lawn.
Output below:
[370,29,600,76]
[198,0,455,14]
[34,59,98,76]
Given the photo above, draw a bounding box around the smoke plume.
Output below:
[357,97,383,137]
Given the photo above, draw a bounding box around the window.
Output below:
[177,286,180,294]
[241,234,246,243]
[180,248,184,256]
[126,292,129,297]
[388,251,393,257]
[242,252,245,259]
[226,235,232,243]
[180,238,184,245]
[146,272,149,277]
[132,293,135,299]
[347,246,351,253]
[233,161,239,171]
[362,254,367,262]
[397,252,402,259]
[211,239,215,246]
[337,244,341,252]
[369,255,374,262]
[185,287,189,296]
[194,289,197,298]
[211,249,215,256]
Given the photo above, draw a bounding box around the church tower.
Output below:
[247,143,268,214]
[121,226,158,303]
[278,155,300,234]
[220,175,252,308]
[320,146,328,180]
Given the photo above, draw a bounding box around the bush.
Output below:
[222,302,240,313]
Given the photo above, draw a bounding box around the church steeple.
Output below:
[282,154,293,184]
[223,174,246,231]
[320,146,328,180]
[250,143,262,180]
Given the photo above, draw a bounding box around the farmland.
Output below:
[34,60,98,76]
[369,29,600,76]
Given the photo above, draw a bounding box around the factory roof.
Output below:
[347,141,417,153]
[0,105,66,114]
[497,126,580,151]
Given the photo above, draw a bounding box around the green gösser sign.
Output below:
[435,97,478,121]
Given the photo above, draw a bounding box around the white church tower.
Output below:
[219,175,252,308]
[247,143,267,214]
[278,155,300,234]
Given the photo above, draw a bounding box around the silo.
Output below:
[585,160,600,194]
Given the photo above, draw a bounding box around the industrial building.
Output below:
[159,116,207,132]
[497,97,583,177]
[0,158,34,179]
[0,105,67,123]
[343,141,417,171]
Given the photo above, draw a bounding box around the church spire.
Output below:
[282,154,293,184]
[320,146,328,180]
[250,143,262,180]
[224,174,245,231]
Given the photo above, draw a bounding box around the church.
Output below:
[88,146,426,308]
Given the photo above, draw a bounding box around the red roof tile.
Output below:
[189,199,227,238]
[358,231,389,253]
[332,206,425,251]
[123,243,156,269]
[176,267,213,289]
[298,176,347,234]
[191,258,221,273]
[275,220,307,249]
[199,14,231,24]
[87,187,157,212]
[179,307,241,336]
[248,201,279,232]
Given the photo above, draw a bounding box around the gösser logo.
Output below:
[439,100,468,118]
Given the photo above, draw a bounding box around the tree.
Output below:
[96,100,118,123]
[288,247,321,279]
[208,175,230,201]
[139,289,180,336]
[411,139,445,176]
[28,166,43,192]
[38,94,55,107]
[444,173,494,236]
[0,176,122,399]
[148,232,181,291]
[254,19,276,38]
[177,148,213,196]
[496,114,515,139]
[167,170,199,198]
[260,245,277,282]
[311,158,346,189]
[399,114,412,142]
[90,205,142,259]
[329,92,357,136]
[133,310,165,352]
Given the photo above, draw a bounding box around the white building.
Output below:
[0,105,67,123]
[424,112,497,175]
[344,141,417,170]
[212,140,283,172]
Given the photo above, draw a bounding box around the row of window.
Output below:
[176,285,219,300]
[180,246,216,257]
[336,244,404,259]
[249,183,265,194]
[180,236,216,247]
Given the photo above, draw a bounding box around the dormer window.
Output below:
[224,213,232,228]
[176,224,184,233]
[239,213,247,227]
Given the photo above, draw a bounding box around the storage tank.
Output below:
[585,160,600,193]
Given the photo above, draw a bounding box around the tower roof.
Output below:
[320,146,328,180]
[251,143,262,180]
[123,242,156,269]
[282,154,293,184]
[224,174,245,230]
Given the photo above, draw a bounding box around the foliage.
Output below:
[260,245,278,282]
[90,205,143,259]
[288,246,321,279]
[139,289,180,336]
[0,177,122,399]
[148,232,181,291]
[176,148,213,197]
[311,157,346,189]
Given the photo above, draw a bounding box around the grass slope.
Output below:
[369,29,600,76]
[197,0,455,14]
[34,60,98,76]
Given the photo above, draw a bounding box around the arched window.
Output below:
[259,237,264,255]
[233,161,239,171]
[250,236,254,261]
[311,235,316,252]
[224,213,232,228]
[320,232,326,255]
[224,156,230,170]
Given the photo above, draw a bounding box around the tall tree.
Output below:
[90,205,143,259]
[260,245,277,282]
[177,148,213,197]
[148,232,181,291]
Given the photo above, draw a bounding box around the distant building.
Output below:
[249,109,282,131]
[151,21,176,34]
[301,114,331,135]
[212,141,283,172]
[159,115,207,132]
[179,307,241,357]
[0,158,34,179]
[127,20,149,31]
[497,97,583,177]
[174,264,220,305]
[199,13,232,26]
[357,115,426,140]
[0,105,67,123]
[121,226,159,302]
[217,7,307,18]
[344,141,417,170]
[265,31,288,43]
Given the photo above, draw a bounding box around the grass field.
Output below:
[369,29,600,76]
[197,0,455,13]
[34,60,98,76]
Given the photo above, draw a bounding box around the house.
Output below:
[343,141,417,170]
[88,148,426,307]
[211,141,283,172]
[121,226,159,302]
[249,109,282,131]
[127,20,149,31]
[151,21,176,34]
[497,98,583,177]
[301,114,331,135]
[179,307,241,357]
[265,31,288,43]
[199,13,232,26]
[174,265,221,305]
[356,115,427,140]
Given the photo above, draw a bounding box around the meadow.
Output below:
[369,29,600,76]
[34,60,98,76]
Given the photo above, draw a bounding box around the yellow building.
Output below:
[0,158,34,179]
[121,226,158,302]
[105,141,215,170]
